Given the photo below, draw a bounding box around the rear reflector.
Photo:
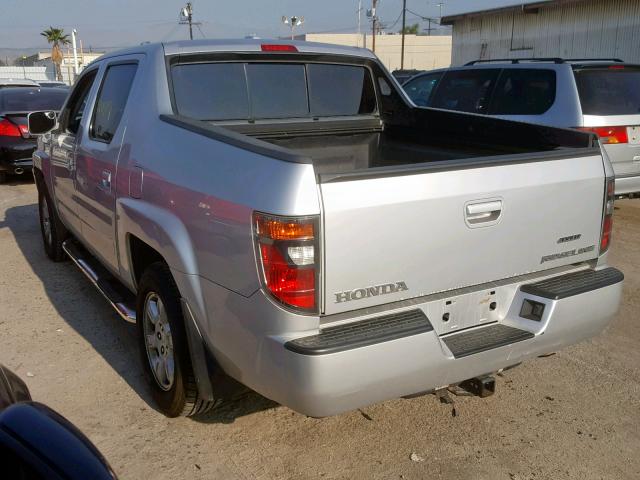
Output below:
[578,126,628,144]
[0,118,21,137]
[261,44,298,52]
[609,65,625,70]
[254,212,319,312]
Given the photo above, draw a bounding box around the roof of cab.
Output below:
[97,38,376,63]
[163,38,376,58]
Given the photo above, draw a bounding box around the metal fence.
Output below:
[0,65,73,84]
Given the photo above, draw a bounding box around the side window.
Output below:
[489,69,557,115]
[430,69,500,114]
[403,72,443,107]
[62,69,97,135]
[91,63,137,143]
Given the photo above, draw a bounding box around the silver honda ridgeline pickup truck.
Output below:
[28,40,623,418]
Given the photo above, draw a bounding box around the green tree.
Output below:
[400,23,420,35]
[40,27,70,81]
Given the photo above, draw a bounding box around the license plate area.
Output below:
[628,126,640,145]
[425,289,501,334]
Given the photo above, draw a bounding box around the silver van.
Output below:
[403,59,640,196]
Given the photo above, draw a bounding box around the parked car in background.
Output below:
[37,80,69,89]
[0,364,117,479]
[29,40,622,419]
[391,68,424,84]
[0,87,68,182]
[0,78,40,89]
[403,58,640,197]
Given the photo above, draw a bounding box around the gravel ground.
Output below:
[1,178,639,480]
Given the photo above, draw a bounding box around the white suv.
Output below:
[403,58,640,197]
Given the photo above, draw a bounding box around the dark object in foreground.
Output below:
[0,364,117,479]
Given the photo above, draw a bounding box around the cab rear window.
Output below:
[575,67,640,116]
[171,62,377,122]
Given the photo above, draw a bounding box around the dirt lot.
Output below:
[0,178,639,480]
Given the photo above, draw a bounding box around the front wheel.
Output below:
[38,185,68,261]
[137,262,216,417]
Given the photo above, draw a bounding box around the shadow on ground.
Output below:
[0,183,275,423]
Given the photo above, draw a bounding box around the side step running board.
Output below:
[442,324,533,359]
[62,239,137,323]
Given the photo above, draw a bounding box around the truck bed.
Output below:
[257,107,598,179]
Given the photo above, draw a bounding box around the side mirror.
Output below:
[27,111,57,136]
[0,402,117,479]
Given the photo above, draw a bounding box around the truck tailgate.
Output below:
[320,152,605,315]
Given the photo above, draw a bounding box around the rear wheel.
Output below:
[137,262,216,417]
[0,172,6,183]
[38,185,68,262]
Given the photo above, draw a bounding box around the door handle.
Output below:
[100,170,112,192]
[465,200,502,225]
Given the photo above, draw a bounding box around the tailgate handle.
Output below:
[466,200,502,225]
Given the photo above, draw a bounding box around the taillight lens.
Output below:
[254,212,319,312]
[0,118,21,137]
[600,178,615,254]
[578,126,628,144]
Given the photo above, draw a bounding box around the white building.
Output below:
[442,0,640,66]
[31,50,104,84]
[296,33,452,71]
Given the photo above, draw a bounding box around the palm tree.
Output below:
[40,27,70,81]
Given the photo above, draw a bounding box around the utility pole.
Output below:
[21,56,26,79]
[400,0,407,69]
[436,2,445,21]
[371,0,378,53]
[179,3,199,40]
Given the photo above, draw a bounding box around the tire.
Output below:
[37,183,68,262]
[0,172,6,184]
[137,262,216,417]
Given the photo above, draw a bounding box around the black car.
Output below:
[0,364,117,479]
[0,87,68,182]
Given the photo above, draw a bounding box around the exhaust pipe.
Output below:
[14,167,24,175]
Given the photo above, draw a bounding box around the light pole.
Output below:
[281,15,304,40]
[436,2,445,21]
[71,29,79,77]
[21,56,26,79]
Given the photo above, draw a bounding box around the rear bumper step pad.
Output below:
[442,324,534,359]
[285,309,433,356]
[520,267,624,300]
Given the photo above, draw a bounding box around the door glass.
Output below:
[91,63,138,143]
[489,69,556,115]
[403,72,443,107]
[430,69,500,114]
[61,70,97,135]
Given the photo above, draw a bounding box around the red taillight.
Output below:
[578,126,628,144]
[254,212,318,312]
[600,178,615,254]
[0,118,21,137]
[609,65,625,70]
[260,44,298,52]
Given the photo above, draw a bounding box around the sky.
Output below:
[0,0,528,51]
